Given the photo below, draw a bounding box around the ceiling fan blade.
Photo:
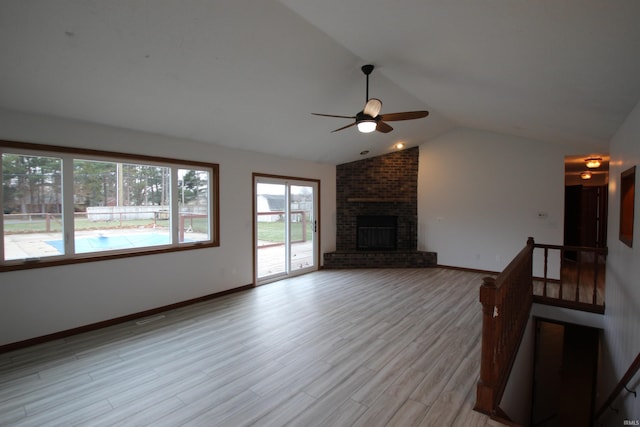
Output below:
[363,98,382,118]
[312,113,356,119]
[379,111,429,122]
[376,121,393,133]
[331,122,356,133]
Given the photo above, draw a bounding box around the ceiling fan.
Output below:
[313,64,429,134]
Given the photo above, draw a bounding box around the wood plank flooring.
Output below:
[0,268,507,426]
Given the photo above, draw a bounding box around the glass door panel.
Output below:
[289,184,315,273]
[256,182,287,280]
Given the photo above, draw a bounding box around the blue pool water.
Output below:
[46,233,173,254]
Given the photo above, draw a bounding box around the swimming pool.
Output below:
[46,233,174,254]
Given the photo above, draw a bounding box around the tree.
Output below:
[73,160,117,208]
[179,169,201,205]
[2,153,61,213]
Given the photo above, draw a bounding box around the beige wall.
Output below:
[417,127,569,274]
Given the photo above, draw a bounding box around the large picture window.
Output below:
[1,141,219,270]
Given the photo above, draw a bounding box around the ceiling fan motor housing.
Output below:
[356,111,379,123]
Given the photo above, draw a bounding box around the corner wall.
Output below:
[598,99,640,424]
[417,128,569,273]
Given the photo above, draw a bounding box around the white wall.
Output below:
[500,313,536,426]
[531,303,604,330]
[598,99,640,424]
[417,128,567,273]
[0,109,336,346]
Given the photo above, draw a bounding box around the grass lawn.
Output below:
[257,220,312,243]
[3,216,209,234]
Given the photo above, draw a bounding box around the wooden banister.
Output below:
[594,352,640,420]
[532,242,607,313]
[474,237,534,416]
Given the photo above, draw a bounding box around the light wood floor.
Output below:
[0,268,507,426]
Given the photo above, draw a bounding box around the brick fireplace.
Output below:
[357,215,397,250]
[324,147,437,268]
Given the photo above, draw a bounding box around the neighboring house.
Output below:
[256,194,284,222]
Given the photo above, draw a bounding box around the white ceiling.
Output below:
[1,1,639,164]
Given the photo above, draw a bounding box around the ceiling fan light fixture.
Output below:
[357,120,377,133]
[585,157,602,168]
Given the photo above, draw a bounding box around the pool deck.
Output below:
[5,230,315,280]
[3,229,207,261]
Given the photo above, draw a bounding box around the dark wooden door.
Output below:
[564,184,608,249]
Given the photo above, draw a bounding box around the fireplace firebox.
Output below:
[357,215,397,250]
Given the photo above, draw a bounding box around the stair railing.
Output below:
[594,352,640,421]
[532,242,607,313]
[474,237,534,417]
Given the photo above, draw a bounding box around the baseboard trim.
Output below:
[0,283,254,354]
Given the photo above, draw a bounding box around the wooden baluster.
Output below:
[543,247,548,297]
[592,250,599,305]
[575,250,581,302]
[531,241,604,311]
[475,276,498,415]
[559,247,564,300]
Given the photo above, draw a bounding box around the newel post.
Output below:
[475,276,498,415]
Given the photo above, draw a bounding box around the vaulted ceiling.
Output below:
[1,1,639,164]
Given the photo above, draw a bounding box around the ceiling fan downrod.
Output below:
[362,64,374,102]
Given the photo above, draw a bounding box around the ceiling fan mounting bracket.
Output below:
[361,64,374,75]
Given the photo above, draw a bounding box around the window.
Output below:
[1,141,219,270]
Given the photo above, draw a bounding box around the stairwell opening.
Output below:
[532,319,600,427]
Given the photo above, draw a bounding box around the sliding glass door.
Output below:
[254,175,318,284]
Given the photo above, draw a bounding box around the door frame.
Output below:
[252,173,320,285]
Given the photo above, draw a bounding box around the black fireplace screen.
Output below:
[357,215,397,250]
